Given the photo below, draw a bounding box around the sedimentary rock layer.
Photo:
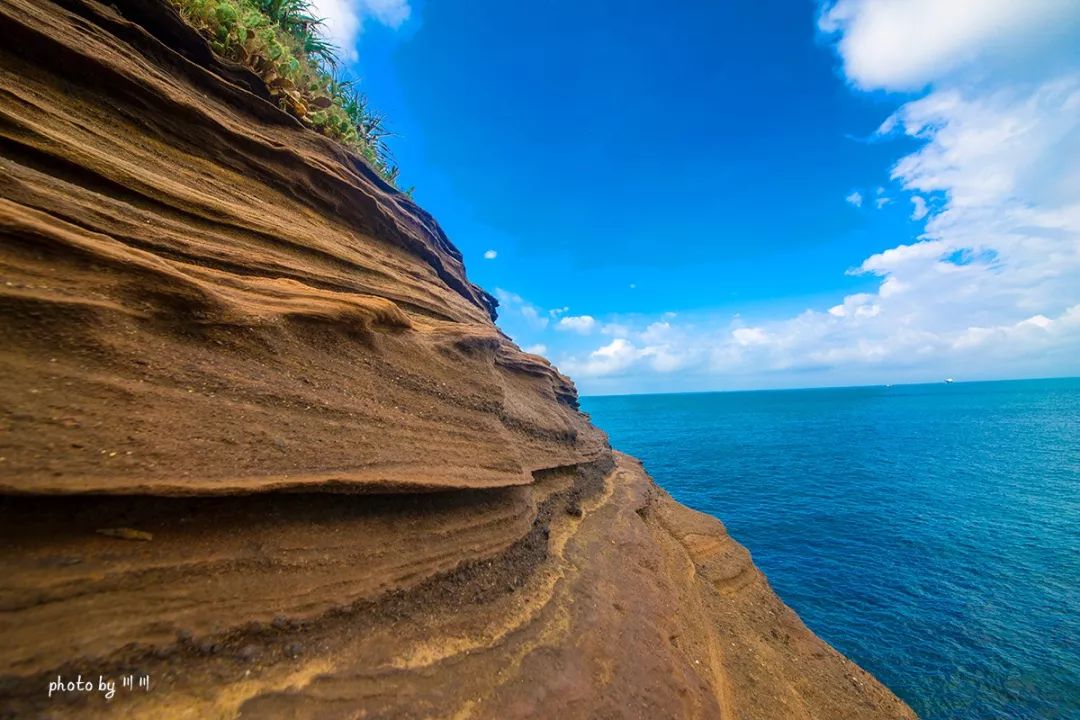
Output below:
[0,456,915,719]
[0,0,604,496]
[0,1,917,717]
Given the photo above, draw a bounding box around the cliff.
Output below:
[0,1,917,717]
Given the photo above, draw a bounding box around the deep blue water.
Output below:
[580,378,1080,720]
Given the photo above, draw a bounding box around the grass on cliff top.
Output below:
[172,0,400,184]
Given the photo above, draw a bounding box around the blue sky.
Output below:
[318,0,1080,395]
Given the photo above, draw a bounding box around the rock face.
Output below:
[0,1,917,718]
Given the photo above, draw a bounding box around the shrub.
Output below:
[172,0,399,183]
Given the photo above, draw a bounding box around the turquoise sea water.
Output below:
[580,378,1080,720]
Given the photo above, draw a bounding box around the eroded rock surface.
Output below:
[0,1,917,717]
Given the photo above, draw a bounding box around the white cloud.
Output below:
[556,315,597,334]
[562,292,1080,389]
[818,0,1078,91]
[483,249,497,260]
[884,80,1080,209]
[359,0,410,26]
[911,196,929,220]
[845,190,863,207]
[601,322,631,338]
[562,339,639,376]
[310,0,411,60]
[951,309,1077,351]
[494,289,548,330]
[732,327,768,346]
[523,343,548,355]
[561,337,689,378]
[640,321,674,344]
[518,306,546,329]
[827,293,881,319]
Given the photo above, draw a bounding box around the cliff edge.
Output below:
[0,1,917,717]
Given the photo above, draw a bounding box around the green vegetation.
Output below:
[173,0,398,183]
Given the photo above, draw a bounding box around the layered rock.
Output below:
[0,1,917,717]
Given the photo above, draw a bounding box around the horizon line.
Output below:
[580,374,1080,399]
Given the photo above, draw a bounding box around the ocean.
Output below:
[580,378,1080,720]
